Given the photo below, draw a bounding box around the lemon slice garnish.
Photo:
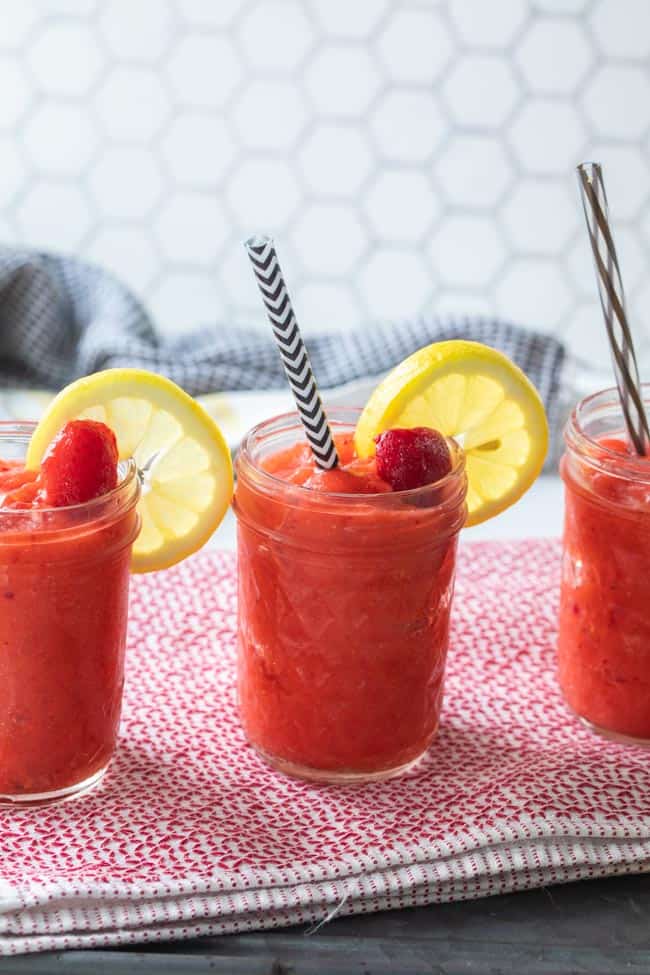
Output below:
[354,340,548,526]
[26,369,233,572]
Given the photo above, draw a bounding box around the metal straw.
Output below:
[577,161,650,455]
[245,235,339,470]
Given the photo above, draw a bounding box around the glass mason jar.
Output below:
[558,387,650,744]
[0,422,141,804]
[233,407,468,783]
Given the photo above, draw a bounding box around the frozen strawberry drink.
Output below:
[0,420,140,803]
[558,387,650,742]
[0,367,234,804]
[234,407,468,782]
[233,339,548,783]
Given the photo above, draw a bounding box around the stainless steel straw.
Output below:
[577,161,650,455]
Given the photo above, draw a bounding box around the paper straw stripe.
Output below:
[245,235,339,469]
[577,162,650,456]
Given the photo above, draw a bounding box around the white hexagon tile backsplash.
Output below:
[2,0,650,377]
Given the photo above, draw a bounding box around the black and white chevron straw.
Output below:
[577,161,650,456]
[244,235,339,469]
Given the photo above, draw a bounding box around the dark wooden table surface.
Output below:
[4,872,650,975]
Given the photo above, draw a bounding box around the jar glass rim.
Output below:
[236,406,466,504]
[566,385,650,483]
[0,420,140,520]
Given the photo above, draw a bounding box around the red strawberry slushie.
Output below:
[0,421,140,803]
[558,388,650,742]
[234,408,467,782]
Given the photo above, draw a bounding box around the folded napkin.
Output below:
[2,539,650,956]
[0,249,568,465]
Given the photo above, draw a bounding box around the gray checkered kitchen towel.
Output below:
[0,249,568,465]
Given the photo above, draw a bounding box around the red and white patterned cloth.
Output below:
[2,540,650,956]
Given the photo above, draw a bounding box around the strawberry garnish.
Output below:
[374,427,451,491]
[38,419,119,507]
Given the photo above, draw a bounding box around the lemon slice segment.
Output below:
[25,369,233,572]
[354,340,548,526]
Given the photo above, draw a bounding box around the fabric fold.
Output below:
[0,250,567,466]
